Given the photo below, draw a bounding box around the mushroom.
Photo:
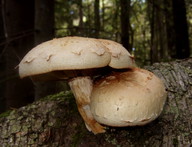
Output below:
[90,68,167,127]
[18,36,135,134]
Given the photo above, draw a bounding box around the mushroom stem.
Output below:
[68,76,105,134]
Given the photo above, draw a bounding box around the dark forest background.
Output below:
[0,0,191,113]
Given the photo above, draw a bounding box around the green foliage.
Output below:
[54,0,150,64]
[54,0,192,65]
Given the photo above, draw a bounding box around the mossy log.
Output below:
[0,58,192,146]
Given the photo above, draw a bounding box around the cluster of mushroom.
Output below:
[19,36,167,134]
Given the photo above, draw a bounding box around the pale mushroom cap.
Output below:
[19,37,136,79]
[19,37,111,78]
[90,68,167,127]
[99,39,135,69]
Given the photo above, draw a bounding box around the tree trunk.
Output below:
[164,0,176,59]
[0,58,191,146]
[149,0,158,63]
[94,0,101,38]
[4,0,35,109]
[148,0,169,63]
[172,0,190,59]
[78,0,84,35]
[120,0,131,51]
[0,0,6,113]
[101,0,105,31]
[34,0,57,100]
[112,0,120,41]
[94,0,100,38]
[158,3,169,61]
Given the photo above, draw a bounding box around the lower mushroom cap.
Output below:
[90,68,167,127]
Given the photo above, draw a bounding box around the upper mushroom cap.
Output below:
[99,39,135,69]
[90,68,167,127]
[19,37,111,78]
[19,36,135,79]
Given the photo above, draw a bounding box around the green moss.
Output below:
[172,138,179,147]
[71,124,87,147]
[40,90,74,101]
[11,123,22,133]
[53,119,63,128]
[0,110,11,118]
[71,132,82,147]
[104,133,121,147]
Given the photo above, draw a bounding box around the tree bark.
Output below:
[0,59,192,146]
